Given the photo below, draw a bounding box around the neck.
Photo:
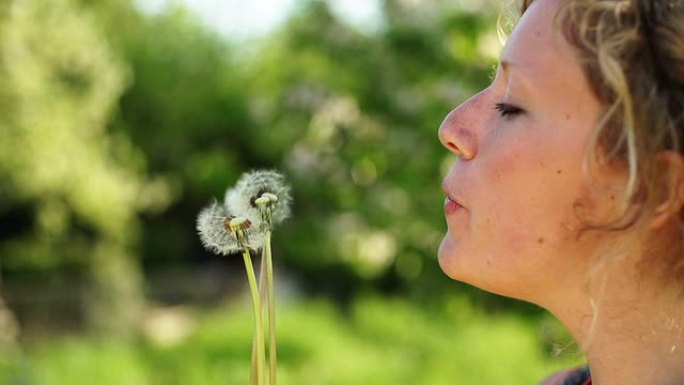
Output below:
[544,255,684,385]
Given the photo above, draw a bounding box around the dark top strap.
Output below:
[560,365,592,385]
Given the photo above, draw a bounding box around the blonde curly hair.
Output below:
[520,0,684,289]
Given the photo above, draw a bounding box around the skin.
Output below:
[437,0,684,384]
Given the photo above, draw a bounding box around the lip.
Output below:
[441,181,466,208]
[444,196,463,216]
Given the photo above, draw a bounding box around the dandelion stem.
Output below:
[243,247,265,385]
[264,230,277,385]
[251,249,268,385]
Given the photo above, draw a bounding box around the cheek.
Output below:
[473,135,584,253]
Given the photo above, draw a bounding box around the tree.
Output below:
[0,0,156,335]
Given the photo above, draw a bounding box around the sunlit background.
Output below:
[0,0,583,384]
[137,0,383,38]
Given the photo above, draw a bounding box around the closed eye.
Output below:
[494,103,523,118]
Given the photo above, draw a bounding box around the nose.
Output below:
[438,92,485,160]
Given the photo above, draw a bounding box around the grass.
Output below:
[0,295,584,385]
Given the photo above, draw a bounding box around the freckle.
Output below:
[565,114,571,120]
[557,169,562,174]
[539,161,545,167]
[610,194,615,200]
[486,259,492,266]
[537,237,545,244]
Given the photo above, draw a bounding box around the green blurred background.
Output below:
[0,0,584,383]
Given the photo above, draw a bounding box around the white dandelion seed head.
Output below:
[224,170,292,228]
[196,200,265,255]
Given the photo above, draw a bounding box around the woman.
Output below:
[437,0,684,384]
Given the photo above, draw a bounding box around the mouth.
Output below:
[441,181,465,213]
[444,196,463,215]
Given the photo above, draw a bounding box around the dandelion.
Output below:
[197,170,292,385]
[228,171,292,385]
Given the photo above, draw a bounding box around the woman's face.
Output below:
[438,0,607,303]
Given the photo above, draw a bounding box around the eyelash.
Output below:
[494,103,523,118]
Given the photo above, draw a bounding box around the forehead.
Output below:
[500,0,576,80]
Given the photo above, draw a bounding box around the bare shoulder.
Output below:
[539,370,570,385]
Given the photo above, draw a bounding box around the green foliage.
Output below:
[0,297,583,385]
[0,0,156,333]
[0,0,133,243]
[0,0,138,250]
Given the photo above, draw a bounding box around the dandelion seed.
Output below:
[261,192,278,203]
[196,200,265,255]
[254,196,270,207]
[229,216,253,248]
[225,170,292,229]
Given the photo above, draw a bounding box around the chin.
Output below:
[438,235,470,282]
[438,236,454,273]
[438,235,532,301]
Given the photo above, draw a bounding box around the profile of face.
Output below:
[438,0,611,304]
